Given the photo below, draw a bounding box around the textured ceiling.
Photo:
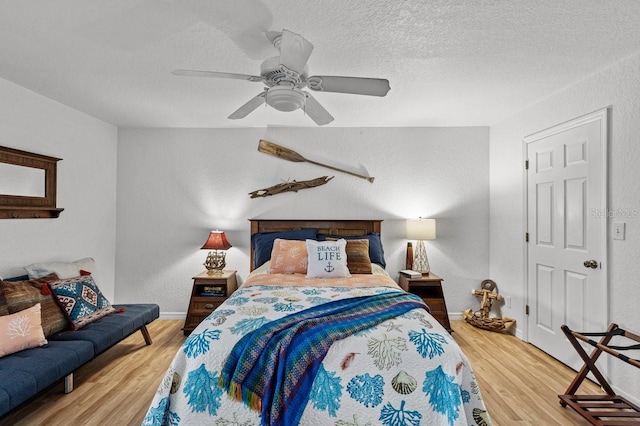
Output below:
[1,0,639,128]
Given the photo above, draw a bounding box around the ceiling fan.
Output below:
[172,29,390,126]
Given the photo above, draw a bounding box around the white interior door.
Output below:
[525,109,608,369]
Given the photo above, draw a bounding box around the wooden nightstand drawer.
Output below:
[183,270,237,335]
[399,272,451,332]
[191,299,223,312]
[424,298,446,313]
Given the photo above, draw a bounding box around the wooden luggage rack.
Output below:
[558,323,640,425]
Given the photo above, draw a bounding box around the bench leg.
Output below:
[140,324,153,345]
[64,373,74,393]
[61,326,152,396]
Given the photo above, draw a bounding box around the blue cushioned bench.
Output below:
[0,303,159,417]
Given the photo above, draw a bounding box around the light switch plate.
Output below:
[613,222,625,240]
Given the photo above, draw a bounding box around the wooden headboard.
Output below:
[249,219,382,270]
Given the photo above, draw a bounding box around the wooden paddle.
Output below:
[258,140,375,183]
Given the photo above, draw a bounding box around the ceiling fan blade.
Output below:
[303,92,334,126]
[172,70,264,83]
[184,0,274,60]
[228,90,267,119]
[279,29,314,75]
[307,76,390,97]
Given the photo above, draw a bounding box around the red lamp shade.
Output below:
[201,231,232,251]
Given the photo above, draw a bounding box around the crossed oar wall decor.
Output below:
[249,176,334,198]
[249,140,374,198]
[257,140,374,183]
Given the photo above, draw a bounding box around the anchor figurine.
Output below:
[462,279,515,333]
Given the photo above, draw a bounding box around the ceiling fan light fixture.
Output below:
[266,85,306,112]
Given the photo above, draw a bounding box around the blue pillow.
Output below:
[318,232,386,268]
[3,275,29,282]
[252,228,318,269]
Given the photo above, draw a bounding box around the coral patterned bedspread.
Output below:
[143,271,492,426]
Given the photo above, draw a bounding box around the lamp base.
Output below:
[405,242,413,270]
[413,240,430,274]
[204,251,226,275]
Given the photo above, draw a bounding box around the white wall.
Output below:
[0,77,118,300]
[490,52,640,402]
[116,127,489,318]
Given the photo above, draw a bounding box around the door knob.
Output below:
[583,259,598,269]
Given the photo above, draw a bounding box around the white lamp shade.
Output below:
[406,218,436,240]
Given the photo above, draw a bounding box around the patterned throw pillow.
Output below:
[305,239,351,279]
[344,239,373,274]
[268,239,308,274]
[1,274,68,337]
[0,303,47,358]
[49,276,115,330]
[327,238,373,274]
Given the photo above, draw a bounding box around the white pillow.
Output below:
[24,257,96,279]
[305,239,351,279]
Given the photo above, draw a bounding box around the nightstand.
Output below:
[399,272,452,332]
[183,270,237,336]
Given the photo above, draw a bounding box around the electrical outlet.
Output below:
[613,222,625,240]
[504,295,512,308]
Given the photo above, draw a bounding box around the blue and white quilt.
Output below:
[143,272,492,426]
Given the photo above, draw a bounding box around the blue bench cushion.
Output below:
[0,339,94,415]
[0,303,159,417]
[48,304,159,355]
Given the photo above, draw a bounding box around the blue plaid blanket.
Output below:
[219,291,428,426]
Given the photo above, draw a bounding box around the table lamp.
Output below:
[406,218,436,274]
[201,230,232,275]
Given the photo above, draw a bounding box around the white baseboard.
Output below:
[159,312,186,320]
[449,312,463,320]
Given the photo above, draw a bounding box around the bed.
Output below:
[143,219,492,426]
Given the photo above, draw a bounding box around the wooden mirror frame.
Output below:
[0,146,64,219]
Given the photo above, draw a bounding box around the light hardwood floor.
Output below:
[451,320,602,425]
[1,320,602,425]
